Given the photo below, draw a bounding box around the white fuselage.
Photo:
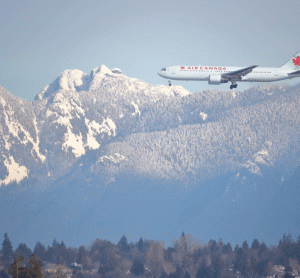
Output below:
[158,65,292,83]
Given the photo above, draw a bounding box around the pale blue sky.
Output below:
[1,0,300,100]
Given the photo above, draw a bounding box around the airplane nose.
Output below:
[158,71,161,76]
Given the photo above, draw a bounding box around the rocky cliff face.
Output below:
[0,67,300,247]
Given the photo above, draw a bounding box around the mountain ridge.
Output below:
[0,67,300,247]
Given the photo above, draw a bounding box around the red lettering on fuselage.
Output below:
[179,66,227,71]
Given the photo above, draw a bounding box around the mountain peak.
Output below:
[58,69,90,92]
[35,66,118,100]
[35,69,92,100]
[91,65,113,76]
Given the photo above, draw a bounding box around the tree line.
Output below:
[1,232,300,278]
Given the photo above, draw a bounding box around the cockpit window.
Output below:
[161,68,166,71]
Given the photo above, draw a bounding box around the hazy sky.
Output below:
[1,0,300,100]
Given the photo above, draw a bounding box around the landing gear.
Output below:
[168,80,172,86]
[230,83,237,89]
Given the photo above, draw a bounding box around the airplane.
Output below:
[158,51,300,89]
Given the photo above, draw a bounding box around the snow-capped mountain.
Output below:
[0,66,300,247]
[1,65,190,186]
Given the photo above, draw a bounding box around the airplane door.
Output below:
[275,70,278,76]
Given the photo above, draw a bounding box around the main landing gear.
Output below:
[230,83,237,89]
[168,80,172,86]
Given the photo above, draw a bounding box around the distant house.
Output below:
[70,262,83,270]
[266,265,300,278]
[269,265,285,278]
[44,263,72,278]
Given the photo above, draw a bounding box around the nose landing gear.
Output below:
[168,80,172,86]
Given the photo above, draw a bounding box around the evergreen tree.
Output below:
[177,232,188,254]
[209,240,218,253]
[234,248,250,277]
[33,242,46,260]
[77,246,87,264]
[251,239,260,250]
[222,242,232,254]
[117,235,130,253]
[15,244,32,259]
[217,238,224,251]
[52,238,59,247]
[77,246,92,270]
[2,233,13,263]
[60,241,66,248]
[254,260,268,277]
[258,242,268,257]
[282,234,287,243]
[137,237,144,252]
[234,244,239,254]
[282,233,293,243]
[130,259,145,276]
[286,234,293,242]
[196,261,212,278]
[211,255,223,278]
[242,240,249,251]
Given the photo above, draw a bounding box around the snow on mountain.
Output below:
[0,86,46,186]
[36,69,91,100]
[2,72,300,187]
[1,101,44,161]
[242,148,273,175]
[58,69,91,92]
[200,111,208,120]
[97,153,127,164]
[1,71,300,247]
[0,156,28,186]
[88,66,113,90]
[0,67,192,187]
[3,69,300,190]
[131,101,141,116]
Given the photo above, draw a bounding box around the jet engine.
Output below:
[208,75,222,85]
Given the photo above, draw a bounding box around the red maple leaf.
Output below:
[180,66,185,70]
[292,56,300,66]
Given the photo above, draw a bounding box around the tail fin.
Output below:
[280,51,300,70]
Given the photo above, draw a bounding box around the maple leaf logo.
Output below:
[180,66,185,70]
[292,56,300,66]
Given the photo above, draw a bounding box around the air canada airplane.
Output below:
[158,51,300,89]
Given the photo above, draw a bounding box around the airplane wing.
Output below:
[288,70,300,75]
[222,65,259,81]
